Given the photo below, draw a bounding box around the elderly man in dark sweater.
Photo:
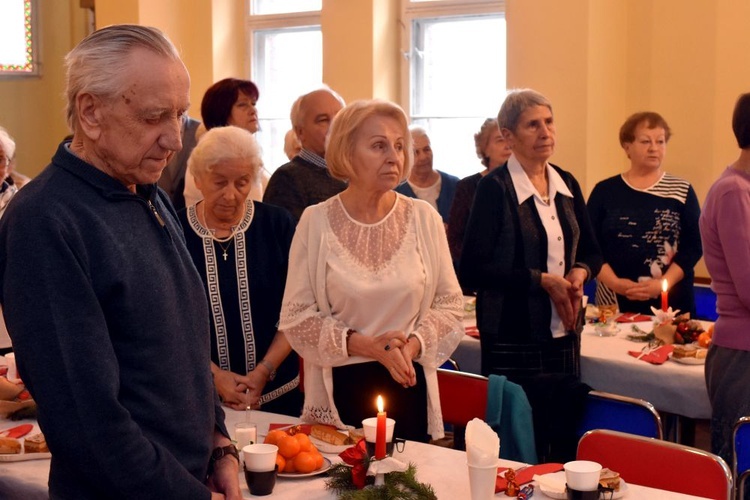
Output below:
[0,25,240,500]
[263,87,347,222]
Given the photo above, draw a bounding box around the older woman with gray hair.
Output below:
[0,127,19,218]
[179,125,301,416]
[459,89,602,385]
[279,99,463,442]
[448,117,512,264]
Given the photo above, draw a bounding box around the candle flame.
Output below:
[662,279,668,292]
[377,395,384,413]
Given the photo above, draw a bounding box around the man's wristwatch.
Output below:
[208,444,239,474]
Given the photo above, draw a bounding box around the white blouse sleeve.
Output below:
[279,208,351,367]
[411,207,465,368]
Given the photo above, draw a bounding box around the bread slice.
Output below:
[347,428,365,445]
[672,344,698,358]
[0,437,21,454]
[24,433,48,453]
[599,468,620,491]
[310,424,348,446]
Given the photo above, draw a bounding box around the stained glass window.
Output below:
[0,0,37,76]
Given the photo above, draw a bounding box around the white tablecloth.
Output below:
[452,320,711,419]
[0,409,713,499]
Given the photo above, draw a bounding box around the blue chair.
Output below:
[694,283,718,321]
[577,390,663,440]
[733,416,750,499]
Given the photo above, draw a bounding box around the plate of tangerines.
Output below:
[263,427,331,477]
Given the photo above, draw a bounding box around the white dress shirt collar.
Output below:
[507,153,573,205]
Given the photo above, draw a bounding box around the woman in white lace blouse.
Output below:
[279,100,464,442]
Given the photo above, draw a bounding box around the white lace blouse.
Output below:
[279,194,464,439]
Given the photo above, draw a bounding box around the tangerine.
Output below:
[311,450,324,469]
[275,453,286,472]
[294,433,313,452]
[277,435,301,459]
[698,332,712,348]
[283,458,297,473]
[264,429,287,445]
[294,451,318,473]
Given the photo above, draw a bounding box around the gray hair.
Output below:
[0,127,16,163]
[408,125,429,139]
[65,25,181,132]
[187,126,262,181]
[474,118,498,167]
[497,89,553,132]
[289,95,303,129]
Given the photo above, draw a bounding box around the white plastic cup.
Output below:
[362,417,395,443]
[564,460,602,491]
[467,462,498,500]
[243,443,278,472]
[4,353,19,382]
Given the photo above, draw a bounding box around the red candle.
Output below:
[375,395,386,459]
[661,279,668,312]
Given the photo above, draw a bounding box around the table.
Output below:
[0,409,714,499]
[452,320,711,420]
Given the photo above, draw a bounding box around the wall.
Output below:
[0,2,89,176]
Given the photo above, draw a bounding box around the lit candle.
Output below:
[661,279,668,312]
[375,395,386,459]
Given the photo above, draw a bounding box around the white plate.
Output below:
[536,471,628,499]
[309,434,352,454]
[0,452,51,462]
[670,354,706,365]
[278,457,331,478]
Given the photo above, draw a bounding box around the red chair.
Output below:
[436,368,488,449]
[577,429,732,500]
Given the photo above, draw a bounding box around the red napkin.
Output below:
[495,463,564,492]
[628,344,674,364]
[465,326,479,338]
[616,313,652,323]
[0,423,33,439]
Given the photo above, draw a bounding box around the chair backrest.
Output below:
[436,368,488,427]
[733,416,750,499]
[578,429,732,500]
[577,390,663,440]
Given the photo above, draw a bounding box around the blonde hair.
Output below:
[325,100,413,183]
[0,127,16,163]
[187,126,262,181]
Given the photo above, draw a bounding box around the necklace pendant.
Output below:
[223,251,228,261]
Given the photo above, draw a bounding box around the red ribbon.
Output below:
[339,439,368,489]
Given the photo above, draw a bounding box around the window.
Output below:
[0,0,39,76]
[248,5,322,173]
[251,0,321,16]
[402,0,505,179]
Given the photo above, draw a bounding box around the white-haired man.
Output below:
[0,25,240,500]
[263,87,346,222]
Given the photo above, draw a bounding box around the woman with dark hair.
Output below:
[587,112,702,315]
[701,92,750,464]
[447,118,512,265]
[184,78,271,206]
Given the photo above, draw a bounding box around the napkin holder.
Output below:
[653,322,677,345]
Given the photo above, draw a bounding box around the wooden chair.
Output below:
[436,368,488,449]
[577,390,663,440]
[733,416,750,499]
[578,429,732,500]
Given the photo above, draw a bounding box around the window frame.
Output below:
[0,0,40,78]
[246,7,322,173]
[399,0,505,118]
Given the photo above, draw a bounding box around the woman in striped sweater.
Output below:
[587,112,702,316]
